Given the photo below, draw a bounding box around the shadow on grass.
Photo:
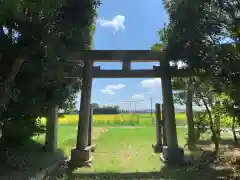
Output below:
[197,138,234,145]
[46,149,237,180]
[197,138,240,150]
[0,138,65,179]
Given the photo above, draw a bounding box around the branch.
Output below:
[6,58,25,83]
[197,91,215,135]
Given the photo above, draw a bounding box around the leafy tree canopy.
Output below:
[0,0,99,145]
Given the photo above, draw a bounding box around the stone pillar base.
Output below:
[152,144,163,153]
[91,144,97,152]
[160,146,185,165]
[70,147,93,167]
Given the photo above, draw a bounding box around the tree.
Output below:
[60,93,77,113]
[161,0,240,150]
[0,0,99,147]
[93,105,120,115]
[92,103,100,109]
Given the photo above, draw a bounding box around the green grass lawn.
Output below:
[40,125,240,180]
[35,125,187,173]
[78,126,186,173]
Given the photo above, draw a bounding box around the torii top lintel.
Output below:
[68,50,165,62]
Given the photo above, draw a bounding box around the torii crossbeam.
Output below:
[65,50,201,78]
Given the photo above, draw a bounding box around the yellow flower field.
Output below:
[40,113,186,126]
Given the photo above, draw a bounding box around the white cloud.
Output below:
[97,15,125,34]
[100,89,115,95]
[132,93,145,100]
[105,84,126,90]
[100,83,126,95]
[141,78,161,88]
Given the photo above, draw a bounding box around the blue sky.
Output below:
[76,0,169,110]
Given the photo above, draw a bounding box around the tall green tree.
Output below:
[0,0,99,146]
[161,0,240,149]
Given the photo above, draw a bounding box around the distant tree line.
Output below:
[92,103,120,114]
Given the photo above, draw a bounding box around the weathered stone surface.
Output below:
[70,147,92,167]
[76,60,93,150]
[161,104,167,146]
[45,106,58,152]
[155,103,163,149]
[152,144,163,153]
[161,146,185,165]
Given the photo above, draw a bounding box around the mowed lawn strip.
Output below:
[44,126,187,173]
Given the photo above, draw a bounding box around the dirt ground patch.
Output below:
[0,140,65,180]
[192,139,240,179]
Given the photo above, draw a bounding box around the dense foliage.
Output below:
[153,0,240,149]
[0,0,99,146]
[93,104,120,115]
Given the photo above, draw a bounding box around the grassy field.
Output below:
[35,112,188,177]
[36,116,237,179]
[34,125,187,173]
[40,112,186,126]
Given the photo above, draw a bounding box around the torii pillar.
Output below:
[160,59,184,164]
[70,60,93,167]
[45,105,58,152]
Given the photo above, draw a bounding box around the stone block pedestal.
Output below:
[152,144,163,153]
[70,147,93,167]
[91,144,96,152]
[160,146,185,165]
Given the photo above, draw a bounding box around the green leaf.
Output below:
[151,43,164,51]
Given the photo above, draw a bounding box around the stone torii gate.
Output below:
[65,50,197,166]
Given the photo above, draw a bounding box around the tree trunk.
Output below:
[199,92,219,152]
[232,116,238,142]
[186,78,195,148]
[214,102,221,152]
[0,58,24,116]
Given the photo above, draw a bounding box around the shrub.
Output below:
[1,117,45,147]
